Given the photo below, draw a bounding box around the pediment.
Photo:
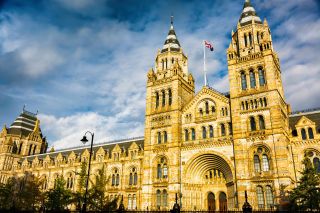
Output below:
[182,86,229,114]
[296,116,315,127]
[128,142,138,150]
[112,144,121,153]
[96,147,105,154]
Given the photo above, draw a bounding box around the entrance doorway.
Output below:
[208,192,215,211]
[219,192,227,211]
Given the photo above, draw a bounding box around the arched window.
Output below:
[250,116,256,131]
[155,92,159,108]
[162,90,165,106]
[308,127,314,139]
[221,124,226,136]
[156,190,161,208]
[313,157,320,173]
[205,102,209,114]
[163,190,168,207]
[301,128,307,140]
[258,68,266,86]
[256,186,264,208]
[249,70,256,88]
[259,115,265,130]
[157,164,162,179]
[245,101,249,110]
[163,131,167,143]
[228,122,232,135]
[262,154,270,171]
[185,129,189,141]
[12,142,18,154]
[249,33,252,46]
[157,132,161,144]
[265,186,274,208]
[254,155,261,172]
[292,129,298,136]
[191,128,196,140]
[241,72,247,90]
[209,125,214,138]
[33,145,37,154]
[168,89,172,106]
[202,126,207,139]
[161,60,164,70]
[199,108,203,115]
[128,194,132,209]
[163,163,168,178]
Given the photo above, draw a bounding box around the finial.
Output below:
[23,104,26,113]
[245,0,250,3]
[171,14,174,25]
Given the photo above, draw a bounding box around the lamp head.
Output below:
[81,135,88,144]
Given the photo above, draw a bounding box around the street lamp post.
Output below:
[80,131,94,213]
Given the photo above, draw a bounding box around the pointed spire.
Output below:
[161,16,181,53]
[239,0,262,26]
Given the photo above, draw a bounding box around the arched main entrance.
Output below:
[183,153,234,211]
[219,192,227,211]
[208,192,215,211]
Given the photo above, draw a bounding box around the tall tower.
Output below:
[227,0,293,209]
[142,17,195,210]
[0,107,47,183]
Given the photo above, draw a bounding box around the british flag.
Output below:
[204,40,214,51]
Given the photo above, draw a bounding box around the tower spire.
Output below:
[239,0,262,26]
[161,16,181,53]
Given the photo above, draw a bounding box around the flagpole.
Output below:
[203,40,207,86]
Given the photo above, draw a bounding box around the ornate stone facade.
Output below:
[0,0,319,211]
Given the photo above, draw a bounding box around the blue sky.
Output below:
[0,0,320,149]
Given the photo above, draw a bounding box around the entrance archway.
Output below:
[183,153,235,210]
[219,192,227,211]
[208,192,215,211]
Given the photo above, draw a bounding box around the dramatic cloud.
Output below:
[0,0,319,149]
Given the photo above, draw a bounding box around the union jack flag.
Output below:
[204,40,214,51]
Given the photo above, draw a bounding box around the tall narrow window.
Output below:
[202,126,207,139]
[254,155,261,172]
[259,115,265,130]
[308,127,314,139]
[116,174,120,186]
[211,106,216,113]
[33,145,37,154]
[244,34,247,47]
[191,128,196,140]
[156,190,161,208]
[221,124,226,136]
[168,89,172,105]
[112,174,115,186]
[165,58,168,69]
[157,164,162,179]
[301,128,307,140]
[156,92,159,108]
[249,70,256,88]
[163,131,167,143]
[263,97,267,107]
[241,72,247,90]
[129,173,133,185]
[250,117,256,131]
[228,122,232,135]
[205,102,209,114]
[133,172,138,185]
[128,194,132,209]
[185,129,189,141]
[163,164,168,178]
[162,90,165,106]
[209,125,214,138]
[163,190,168,207]
[18,143,23,154]
[265,186,274,208]
[256,186,264,209]
[257,32,260,44]
[249,33,252,46]
[313,157,320,173]
[157,132,161,144]
[132,194,137,209]
[262,154,270,171]
[161,60,164,70]
[258,68,266,86]
[28,144,33,155]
